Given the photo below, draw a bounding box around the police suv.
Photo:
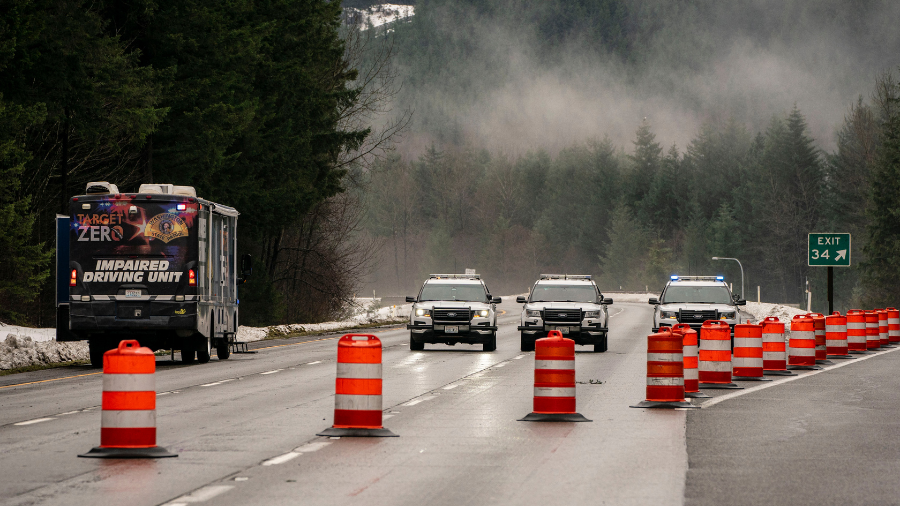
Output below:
[406,274,501,351]
[649,275,746,333]
[516,275,612,352]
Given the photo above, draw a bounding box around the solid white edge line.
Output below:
[14,417,55,426]
[442,384,459,390]
[293,442,331,453]
[307,361,323,365]
[262,452,301,466]
[200,379,234,387]
[403,395,436,407]
[702,346,900,408]
[260,369,283,375]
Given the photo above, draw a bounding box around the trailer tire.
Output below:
[196,333,211,363]
[180,343,196,364]
[216,339,231,360]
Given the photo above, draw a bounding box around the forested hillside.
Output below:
[359,0,900,312]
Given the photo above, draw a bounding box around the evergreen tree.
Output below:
[626,120,663,220]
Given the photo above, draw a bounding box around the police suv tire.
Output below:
[483,332,497,352]
[594,335,608,353]
[88,340,106,368]
[216,339,231,360]
[409,333,424,351]
[196,333,211,363]
[520,334,535,352]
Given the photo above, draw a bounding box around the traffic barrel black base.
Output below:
[79,446,177,459]
[685,391,711,398]
[764,370,797,376]
[788,364,823,370]
[518,412,591,422]
[316,427,398,437]
[827,354,856,359]
[630,400,698,409]
[699,382,743,389]
[816,359,835,365]
[732,376,772,382]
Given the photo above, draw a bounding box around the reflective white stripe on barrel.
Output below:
[534,387,576,397]
[791,347,816,356]
[647,377,683,386]
[763,352,783,360]
[701,340,731,351]
[699,361,731,371]
[684,345,698,356]
[336,363,382,379]
[334,394,382,411]
[848,322,866,330]
[102,374,156,392]
[101,410,156,428]
[826,340,845,347]
[647,353,682,362]
[684,368,698,380]
[826,325,843,333]
[734,338,761,348]
[534,360,575,370]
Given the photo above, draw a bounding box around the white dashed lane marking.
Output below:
[166,485,234,504]
[200,379,234,387]
[13,418,54,426]
[262,452,301,466]
[403,395,436,407]
[260,369,283,375]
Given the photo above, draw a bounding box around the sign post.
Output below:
[808,233,851,314]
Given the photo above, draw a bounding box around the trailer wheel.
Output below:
[216,339,231,360]
[180,343,196,364]
[196,333,211,363]
[88,340,106,368]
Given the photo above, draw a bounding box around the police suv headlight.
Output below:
[474,310,489,318]
[720,312,736,319]
[584,310,600,318]
[661,311,678,319]
[415,308,431,317]
[526,310,541,317]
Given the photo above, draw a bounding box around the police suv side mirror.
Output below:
[735,299,747,306]
[649,297,659,305]
[492,296,502,304]
[516,296,527,303]
[406,296,416,303]
[601,298,613,305]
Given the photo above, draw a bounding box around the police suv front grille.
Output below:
[678,309,718,324]
[433,308,472,322]
[542,309,583,323]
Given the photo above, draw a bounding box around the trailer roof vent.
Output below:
[85,181,119,194]
[138,183,174,194]
[173,185,197,197]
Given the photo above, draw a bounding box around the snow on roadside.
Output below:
[742,302,808,323]
[0,322,55,343]
[0,336,88,371]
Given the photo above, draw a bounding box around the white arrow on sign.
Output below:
[835,250,847,261]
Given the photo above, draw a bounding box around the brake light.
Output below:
[70,269,77,286]
[188,269,196,286]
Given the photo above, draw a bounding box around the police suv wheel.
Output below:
[409,333,424,351]
[520,334,535,352]
[483,332,497,352]
[593,335,608,353]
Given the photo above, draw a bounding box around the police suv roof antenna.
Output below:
[711,257,744,299]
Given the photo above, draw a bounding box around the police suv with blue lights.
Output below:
[406,274,501,351]
[649,275,746,334]
[56,182,252,367]
[516,274,612,352]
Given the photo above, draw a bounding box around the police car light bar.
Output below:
[540,274,592,280]
[429,274,480,279]
[670,276,725,282]
[671,275,679,280]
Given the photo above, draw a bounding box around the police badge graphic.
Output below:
[145,213,189,243]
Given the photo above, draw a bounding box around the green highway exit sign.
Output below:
[808,233,851,266]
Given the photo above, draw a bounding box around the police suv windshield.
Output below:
[662,285,732,304]
[530,284,598,303]
[419,284,488,302]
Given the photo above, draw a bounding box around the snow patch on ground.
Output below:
[743,302,809,323]
[344,4,414,30]
[0,322,55,343]
[0,335,88,370]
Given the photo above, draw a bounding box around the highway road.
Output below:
[1,300,899,505]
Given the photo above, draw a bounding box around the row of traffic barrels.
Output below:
[636,308,899,407]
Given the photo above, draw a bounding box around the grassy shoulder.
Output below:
[0,360,91,377]
[263,319,408,341]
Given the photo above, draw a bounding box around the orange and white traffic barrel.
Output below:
[825,312,854,359]
[807,313,831,364]
[318,334,397,437]
[672,323,708,398]
[79,340,176,458]
[699,320,741,389]
[732,324,770,381]
[865,311,881,350]
[877,309,894,347]
[887,308,900,344]
[846,309,868,353]
[788,315,820,370]
[520,330,591,421]
[632,328,696,408]
[762,317,795,376]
